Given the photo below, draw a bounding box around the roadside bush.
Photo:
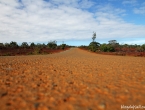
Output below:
[100,44,108,52]
[21,42,29,48]
[0,43,4,49]
[47,41,57,49]
[137,44,145,52]
[137,47,144,52]
[30,42,35,48]
[100,44,115,52]
[107,45,115,52]
[10,41,18,48]
[61,44,66,50]
[4,43,10,48]
[88,42,100,52]
[141,44,145,51]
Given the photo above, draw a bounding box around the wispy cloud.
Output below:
[46,0,95,9]
[134,2,145,15]
[122,0,138,6]
[0,0,145,44]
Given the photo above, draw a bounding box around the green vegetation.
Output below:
[136,44,145,52]
[0,43,4,49]
[30,42,35,48]
[0,40,70,56]
[60,44,66,50]
[142,44,145,51]
[100,44,115,52]
[47,41,57,49]
[21,42,29,48]
[89,42,100,52]
[0,32,145,56]
[92,32,96,42]
[88,32,100,52]
[9,41,18,48]
[0,41,70,50]
[79,32,145,56]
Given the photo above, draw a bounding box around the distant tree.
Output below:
[36,43,42,48]
[47,40,57,49]
[92,32,96,42]
[0,43,4,49]
[108,40,117,45]
[89,32,99,52]
[42,43,47,48]
[21,42,29,48]
[10,41,18,48]
[89,41,100,52]
[4,43,10,48]
[141,44,145,51]
[30,42,35,48]
[61,44,66,50]
[134,44,140,48]
[123,44,128,47]
[35,43,46,48]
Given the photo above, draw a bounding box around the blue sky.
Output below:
[0,0,145,46]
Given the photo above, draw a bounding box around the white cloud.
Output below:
[96,4,126,17]
[122,0,137,6]
[0,0,20,7]
[134,2,145,15]
[122,39,145,45]
[0,0,145,44]
[48,0,95,9]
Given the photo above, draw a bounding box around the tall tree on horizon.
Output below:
[92,32,96,42]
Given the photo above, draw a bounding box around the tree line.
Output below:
[80,32,145,52]
[0,41,69,50]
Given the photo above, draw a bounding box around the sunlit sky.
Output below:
[0,0,145,46]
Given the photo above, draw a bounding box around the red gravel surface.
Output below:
[0,48,145,110]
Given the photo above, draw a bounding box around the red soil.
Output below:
[0,48,145,110]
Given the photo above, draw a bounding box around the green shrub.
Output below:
[47,41,57,49]
[21,42,29,48]
[61,44,66,50]
[0,43,4,49]
[100,44,108,52]
[137,47,143,52]
[141,44,145,51]
[100,44,115,52]
[10,41,18,48]
[88,42,100,52]
[107,45,115,52]
[30,42,35,48]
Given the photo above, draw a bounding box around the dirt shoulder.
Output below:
[0,48,145,110]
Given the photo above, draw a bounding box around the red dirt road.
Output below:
[0,48,145,110]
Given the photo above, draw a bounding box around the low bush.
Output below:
[88,42,100,52]
[100,44,115,52]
